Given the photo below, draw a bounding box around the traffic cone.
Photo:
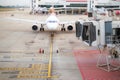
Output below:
[42,49,44,54]
[39,48,42,53]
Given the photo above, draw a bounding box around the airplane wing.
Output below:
[59,21,75,24]
[2,17,75,31]
[3,17,74,25]
[4,17,45,24]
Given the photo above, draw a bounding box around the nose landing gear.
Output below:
[61,27,66,31]
[40,27,44,31]
[40,24,44,31]
[51,32,54,37]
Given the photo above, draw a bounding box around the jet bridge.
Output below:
[82,20,113,46]
[76,18,120,47]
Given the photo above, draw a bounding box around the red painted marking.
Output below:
[74,49,120,80]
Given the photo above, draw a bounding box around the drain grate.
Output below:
[3,56,10,58]
[60,38,65,40]
[69,41,75,44]
[9,75,17,78]
[0,51,10,53]
[2,71,19,74]
[25,53,34,54]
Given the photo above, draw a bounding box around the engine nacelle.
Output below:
[67,25,73,31]
[32,25,38,31]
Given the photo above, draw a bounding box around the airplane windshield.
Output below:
[47,20,57,23]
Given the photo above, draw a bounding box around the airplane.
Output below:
[33,7,48,14]
[18,8,24,11]
[33,6,65,15]
[6,7,74,32]
[94,7,108,15]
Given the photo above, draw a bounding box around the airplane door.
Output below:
[105,21,112,44]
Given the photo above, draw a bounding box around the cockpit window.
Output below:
[47,20,57,23]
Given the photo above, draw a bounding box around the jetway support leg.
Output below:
[97,47,120,72]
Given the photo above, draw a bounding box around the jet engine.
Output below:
[67,25,73,31]
[32,25,38,31]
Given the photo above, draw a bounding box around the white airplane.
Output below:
[33,7,48,14]
[18,8,24,11]
[6,7,74,32]
[94,7,108,15]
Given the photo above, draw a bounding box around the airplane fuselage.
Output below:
[32,7,73,32]
[46,13,59,30]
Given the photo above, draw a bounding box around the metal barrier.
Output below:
[97,44,120,72]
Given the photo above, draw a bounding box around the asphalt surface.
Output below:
[0,9,91,80]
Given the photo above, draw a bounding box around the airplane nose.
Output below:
[47,23,58,30]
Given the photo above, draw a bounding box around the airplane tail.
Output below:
[49,7,55,13]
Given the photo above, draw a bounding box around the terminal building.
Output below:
[30,0,87,14]
[30,0,120,14]
[31,0,87,8]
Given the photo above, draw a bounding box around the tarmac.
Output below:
[0,9,93,80]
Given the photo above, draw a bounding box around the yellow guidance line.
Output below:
[48,36,53,78]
